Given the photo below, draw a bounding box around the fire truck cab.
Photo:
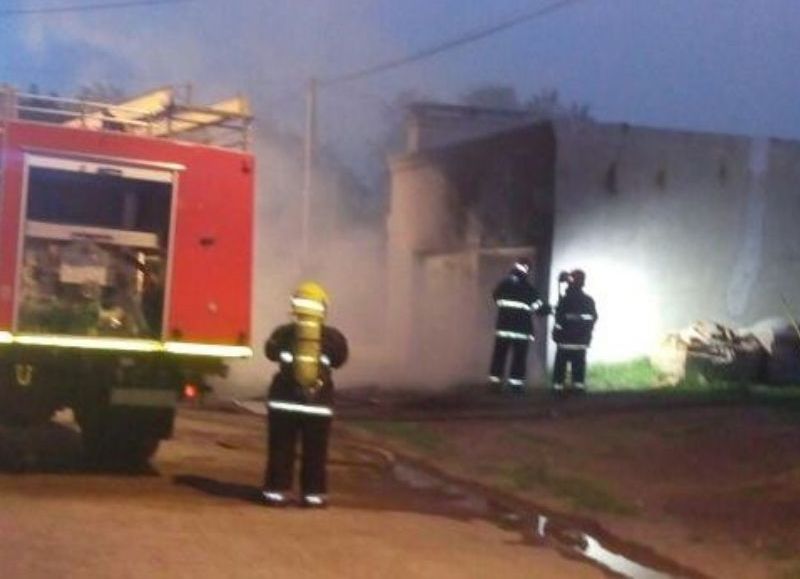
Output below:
[0,86,254,465]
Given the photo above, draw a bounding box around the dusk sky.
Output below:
[2,0,799,173]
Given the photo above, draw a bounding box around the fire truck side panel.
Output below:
[168,146,254,344]
[0,120,253,346]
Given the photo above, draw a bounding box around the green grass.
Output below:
[673,367,751,391]
[349,420,446,455]
[505,462,637,516]
[586,357,662,390]
[587,357,760,393]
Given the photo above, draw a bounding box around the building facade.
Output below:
[388,104,800,385]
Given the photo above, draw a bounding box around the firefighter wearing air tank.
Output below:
[262,282,348,508]
[552,269,597,393]
[489,259,548,391]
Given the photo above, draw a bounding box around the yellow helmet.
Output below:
[291,281,329,318]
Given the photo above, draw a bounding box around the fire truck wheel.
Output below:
[77,410,161,468]
[80,424,160,468]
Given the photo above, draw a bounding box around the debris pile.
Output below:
[651,320,799,386]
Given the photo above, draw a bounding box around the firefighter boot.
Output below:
[262,490,290,507]
[301,494,328,509]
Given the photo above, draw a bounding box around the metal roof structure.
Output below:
[0,84,253,150]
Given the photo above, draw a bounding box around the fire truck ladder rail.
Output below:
[0,85,252,150]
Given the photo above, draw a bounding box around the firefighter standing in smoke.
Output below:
[489,259,549,391]
[552,269,597,393]
[262,282,348,508]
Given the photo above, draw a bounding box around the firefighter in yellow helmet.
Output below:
[262,282,348,508]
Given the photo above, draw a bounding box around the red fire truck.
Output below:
[0,86,254,465]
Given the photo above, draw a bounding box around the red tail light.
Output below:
[183,383,199,400]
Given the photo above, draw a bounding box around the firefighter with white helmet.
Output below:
[552,269,597,393]
[488,258,549,392]
[262,281,348,508]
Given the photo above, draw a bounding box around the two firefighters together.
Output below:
[489,258,598,394]
[260,259,595,508]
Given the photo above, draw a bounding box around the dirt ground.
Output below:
[0,408,605,579]
[339,387,800,579]
[2,389,798,578]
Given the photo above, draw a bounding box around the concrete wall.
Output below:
[386,158,444,379]
[388,112,800,383]
[551,121,800,362]
[386,127,556,385]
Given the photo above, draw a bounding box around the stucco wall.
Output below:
[551,122,800,362]
[386,128,556,385]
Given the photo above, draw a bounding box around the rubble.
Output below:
[651,319,799,386]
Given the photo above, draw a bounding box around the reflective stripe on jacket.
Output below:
[493,273,543,336]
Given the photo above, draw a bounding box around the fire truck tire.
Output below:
[81,425,160,468]
[77,409,162,468]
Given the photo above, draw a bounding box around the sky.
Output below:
[2,0,800,177]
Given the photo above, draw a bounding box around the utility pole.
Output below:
[301,76,318,263]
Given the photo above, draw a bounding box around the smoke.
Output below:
[214,124,394,397]
[217,117,494,398]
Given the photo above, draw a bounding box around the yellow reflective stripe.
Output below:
[496,330,532,340]
[267,401,333,416]
[280,352,330,365]
[1,333,252,358]
[496,299,532,311]
[163,342,252,358]
[565,313,595,321]
[13,335,162,352]
[291,297,325,312]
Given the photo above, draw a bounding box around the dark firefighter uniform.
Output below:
[262,282,348,508]
[552,269,597,392]
[489,260,547,391]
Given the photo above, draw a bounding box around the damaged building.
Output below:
[387,103,800,386]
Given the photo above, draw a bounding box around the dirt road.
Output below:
[336,387,800,579]
[0,409,604,579]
